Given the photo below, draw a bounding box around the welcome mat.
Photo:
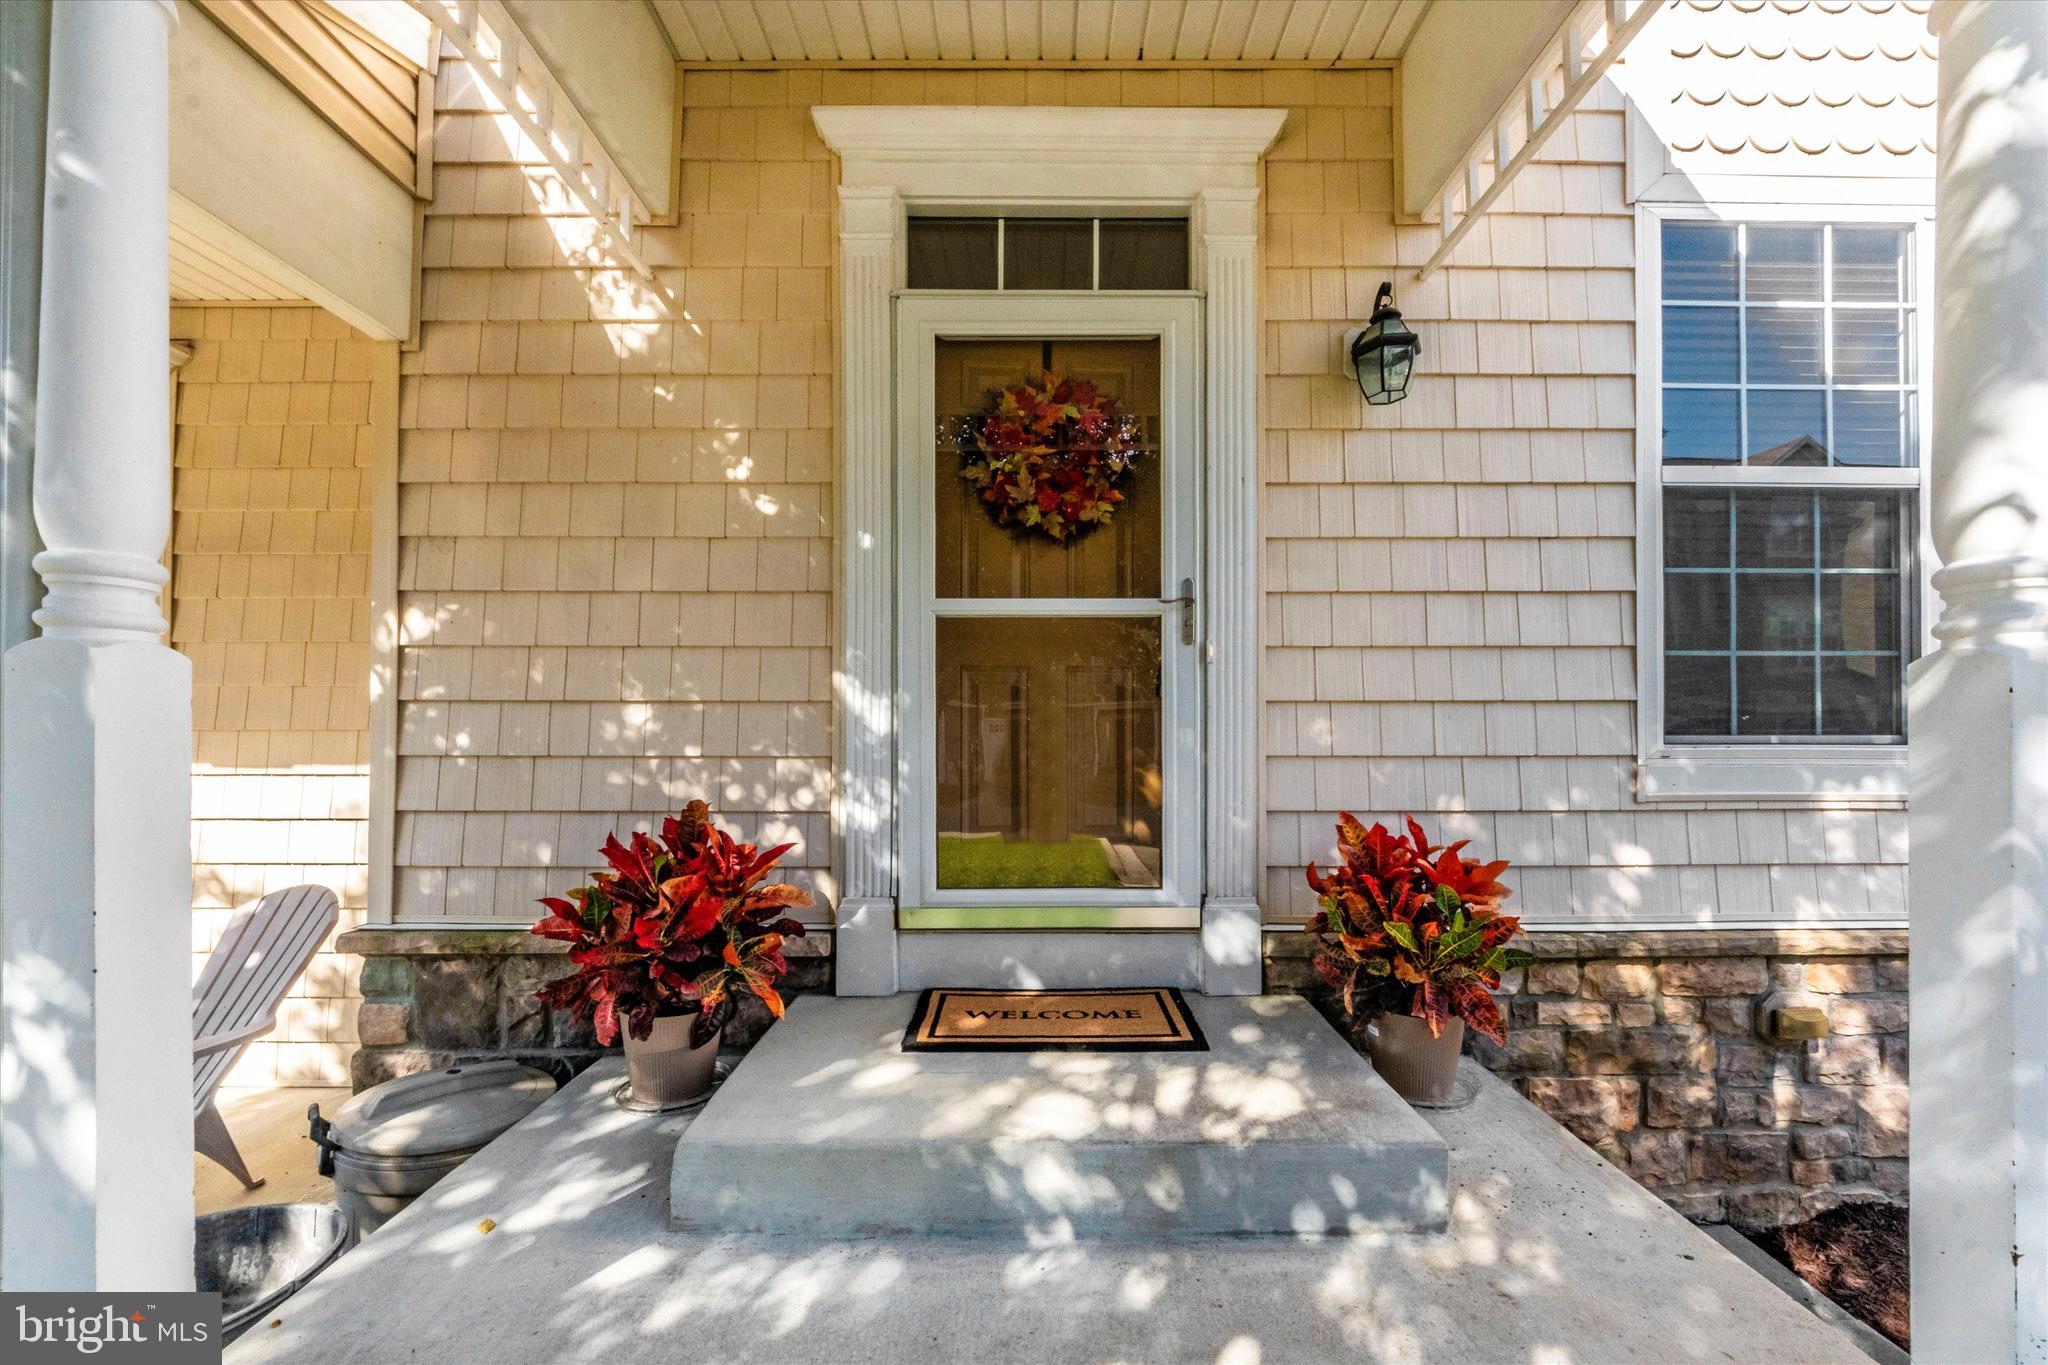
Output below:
[901,988,1208,1052]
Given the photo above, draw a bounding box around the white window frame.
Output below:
[1633,200,1935,804]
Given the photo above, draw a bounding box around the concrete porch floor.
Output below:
[225,1015,1865,1365]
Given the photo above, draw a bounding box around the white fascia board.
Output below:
[170,0,412,340]
[1399,0,1576,217]
[500,0,677,219]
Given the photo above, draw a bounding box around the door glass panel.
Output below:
[934,337,1162,598]
[934,616,1164,890]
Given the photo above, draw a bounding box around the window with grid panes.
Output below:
[1655,219,1920,744]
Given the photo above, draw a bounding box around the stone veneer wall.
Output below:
[1280,926,1911,1228]
[344,924,1905,1229]
[344,928,832,1087]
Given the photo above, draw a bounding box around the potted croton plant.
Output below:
[532,800,811,1105]
[1305,814,1532,1104]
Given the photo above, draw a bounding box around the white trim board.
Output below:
[365,343,401,924]
[814,105,1284,996]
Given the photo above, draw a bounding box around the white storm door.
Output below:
[895,293,1204,930]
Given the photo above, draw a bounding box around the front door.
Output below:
[895,295,1203,930]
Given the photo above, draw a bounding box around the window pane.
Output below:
[1735,492,1816,569]
[1747,389,1828,465]
[1665,573,1731,650]
[1664,490,1730,566]
[1662,389,1740,463]
[1004,219,1093,290]
[1822,575,1901,652]
[1822,656,1903,737]
[1665,656,1732,736]
[1834,227,1910,301]
[1820,494,1900,569]
[1663,222,1737,300]
[908,218,998,289]
[1832,391,1907,467]
[1747,225,1823,300]
[934,337,1162,598]
[1737,572,1816,650]
[1665,307,1738,382]
[1663,491,1910,742]
[1738,656,1818,735]
[935,616,1164,889]
[1745,307,1824,382]
[1098,220,1189,289]
[1834,309,1907,383]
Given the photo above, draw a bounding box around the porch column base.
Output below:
[2,639,193,1289]
[1200,897,1262,995]
[1907,630,2048,1361]
[833,898,899,996]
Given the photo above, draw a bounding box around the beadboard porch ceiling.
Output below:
[650,0,1436,65]
[640,0,1607,241]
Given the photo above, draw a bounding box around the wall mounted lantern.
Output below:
[1349,280,1420,405]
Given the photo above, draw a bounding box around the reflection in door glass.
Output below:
[935,617,1164,890]
[934,337,1162,598]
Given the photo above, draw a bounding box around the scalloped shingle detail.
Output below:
[1654,0,1937,160]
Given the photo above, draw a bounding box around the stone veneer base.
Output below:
[339,923,1907,1230]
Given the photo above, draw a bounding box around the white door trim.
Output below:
[894,293,1204,920]
[815,105,1284,996]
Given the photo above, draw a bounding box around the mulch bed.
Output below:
[1752,1201,1909,1351]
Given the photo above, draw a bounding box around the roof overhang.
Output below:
[1400,0,1578,217]
[1403,0,1665,278]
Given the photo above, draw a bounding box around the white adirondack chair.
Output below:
[192,884,339,1189]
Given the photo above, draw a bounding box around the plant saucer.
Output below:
[1404,1063,1482,1111]
[611,1058,734,1115]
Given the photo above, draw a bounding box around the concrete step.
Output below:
[670,993,1449,1237]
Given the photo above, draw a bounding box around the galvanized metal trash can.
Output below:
[308,1060,554,1243]
[196,1204,348,1343]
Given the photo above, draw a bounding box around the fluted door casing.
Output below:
[1195,186,1265,996]
[832,184,902,995]
[812,107,1286,996]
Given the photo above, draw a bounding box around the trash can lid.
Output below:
[329,1060,555,1157]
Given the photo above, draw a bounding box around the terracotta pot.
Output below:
[623,1013,722,1105]
[1366,1012,1464,1104]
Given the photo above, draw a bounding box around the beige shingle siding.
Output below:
[172,304,374,1086]
[398,62,836,925]
[393,7,1920,932]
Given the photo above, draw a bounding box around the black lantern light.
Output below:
[1349,280,1421,405]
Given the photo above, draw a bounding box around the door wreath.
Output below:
[954,373,1142,544]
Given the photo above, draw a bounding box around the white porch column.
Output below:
[1910,2,2048,1359]
[1,0,192,1291]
